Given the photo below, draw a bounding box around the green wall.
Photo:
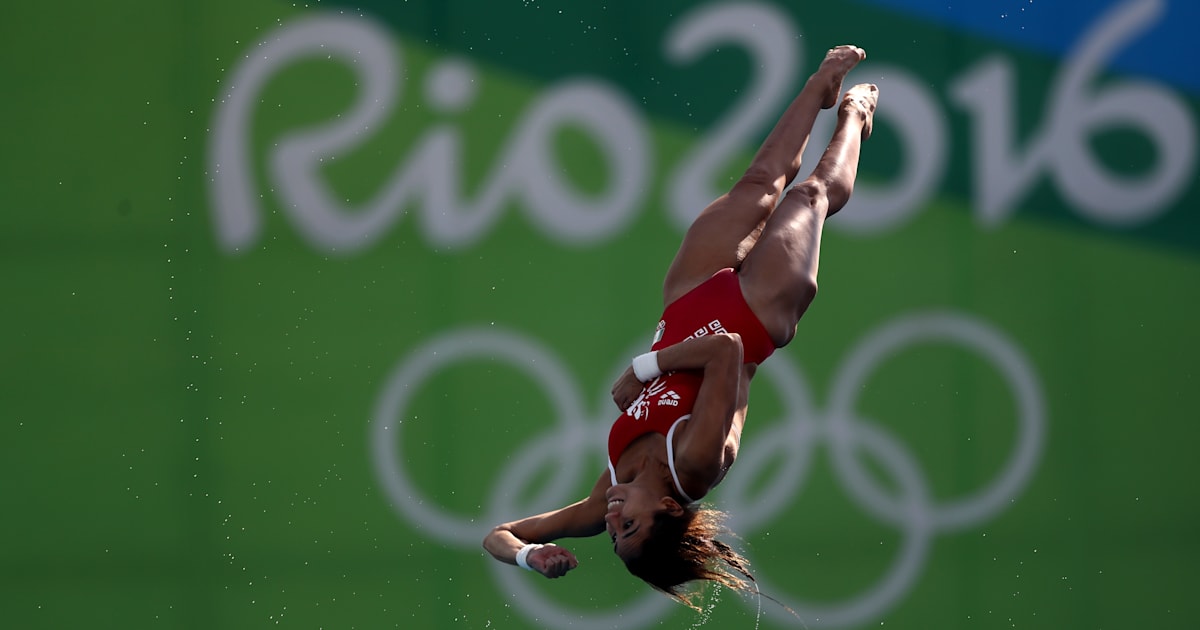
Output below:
[3,0,1198,628]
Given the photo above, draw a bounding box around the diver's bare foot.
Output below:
[840,83,878,141]
[809,45,866,109]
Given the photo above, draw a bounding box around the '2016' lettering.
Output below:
[208,0,1194,254]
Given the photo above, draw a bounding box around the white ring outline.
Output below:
[827,311,1045,530]
[371,330,673,626]
[748,417,936,628]
[719,352,936,627]
[371,328,591,546]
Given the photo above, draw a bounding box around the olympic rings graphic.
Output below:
[370,310,1045,628]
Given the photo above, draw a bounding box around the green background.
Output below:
[3,0,1198,628]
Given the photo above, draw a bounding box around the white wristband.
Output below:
[631,351,662,382]
[516,543,545,570]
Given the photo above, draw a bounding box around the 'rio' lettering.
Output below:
[208,0,1195,255]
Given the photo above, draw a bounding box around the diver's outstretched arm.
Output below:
[482,470,610,578]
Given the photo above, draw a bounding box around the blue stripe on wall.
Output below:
[851,0,1199,94]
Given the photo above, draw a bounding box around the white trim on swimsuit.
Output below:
[607,416,696,504]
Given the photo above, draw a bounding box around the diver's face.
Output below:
[604,484,680,559]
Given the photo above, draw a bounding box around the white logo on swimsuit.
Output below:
[370,311,1045,628]
[627,378,666,419]
[657,390,681,407]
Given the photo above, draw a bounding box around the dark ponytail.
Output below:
[622,505,755,611]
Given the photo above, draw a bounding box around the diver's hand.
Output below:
[611,366,645,412]
[529,544,579,578]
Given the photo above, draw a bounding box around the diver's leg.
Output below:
[737,83,878,346]
[660,46,866,305]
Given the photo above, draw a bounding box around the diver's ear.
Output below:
[660,497,685,516]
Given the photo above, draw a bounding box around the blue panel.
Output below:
[851,0,1200,94]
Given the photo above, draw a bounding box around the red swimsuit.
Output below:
[606,268,776,501]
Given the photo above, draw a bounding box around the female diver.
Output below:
[483,44,878,608]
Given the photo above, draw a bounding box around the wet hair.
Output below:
[621,505,755,611]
